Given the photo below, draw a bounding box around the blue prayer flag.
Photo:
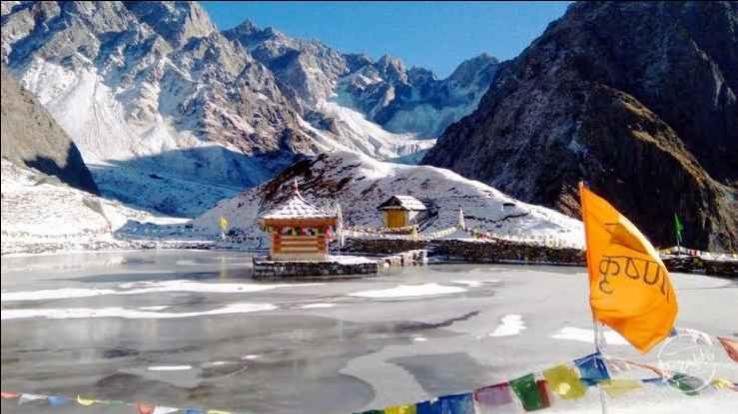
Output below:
[438,393,474,413]
[574,352,610,385]
[47,396,70,406]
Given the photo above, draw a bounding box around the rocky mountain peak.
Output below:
[374,54,407,82]
[124,1,216,48]
[448,53,499,86]
[423,0,738,251]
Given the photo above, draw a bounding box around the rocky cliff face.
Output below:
[2,2,498,215]
[424,1,738,251]
[1,68,98,194]
[224,21,499,137]
[1,1,317,215]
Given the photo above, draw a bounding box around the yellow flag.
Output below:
[76,395,96,406]
[580,183,677,353]
[600,379,642,397]
[385,404,417,414]
[219,216,228,231]
[542,364,587,400]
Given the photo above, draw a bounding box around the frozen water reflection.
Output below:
[1,250,736,413]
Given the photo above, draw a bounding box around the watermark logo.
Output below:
[657,327,716,391]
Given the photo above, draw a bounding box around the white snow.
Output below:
[1,281,322,302]
[147,365,192,371]
[348,283,466,298]
[489,314,527,337]
[1,303,277,320]
[195,151,584,249]
[300,303,336,309]
[313,99,436,161]
[551,326,630,346]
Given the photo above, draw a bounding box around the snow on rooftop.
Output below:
[260,184,336,220]
[378,195,427,211]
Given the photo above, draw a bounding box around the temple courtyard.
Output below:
[1,250,736,413]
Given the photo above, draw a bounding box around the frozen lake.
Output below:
[1,250,736,413]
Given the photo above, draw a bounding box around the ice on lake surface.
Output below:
[1,251,737,413]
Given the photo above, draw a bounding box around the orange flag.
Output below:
[579,183,677,353]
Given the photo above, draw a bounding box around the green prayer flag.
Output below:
[668,373,704,396]
[674,214,684,245]
[510,374,549,411]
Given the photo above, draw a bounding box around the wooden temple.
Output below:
[377,195,427,229]
[259,181,337,261]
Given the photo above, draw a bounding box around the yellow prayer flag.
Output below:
[600,379,642,397]
[579,183,678,353]
[542,364,587,400]
[76,395,96,406]
[385,404,417,414]
[219,216,229,231]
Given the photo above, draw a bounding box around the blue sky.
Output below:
[201,1,571,78]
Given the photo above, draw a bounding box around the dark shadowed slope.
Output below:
[423,1,738,251]
[1,67,98,194]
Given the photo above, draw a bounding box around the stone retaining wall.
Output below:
[253,257,379,279]
[433,239,585,266]
[342,238,428,255]
[343,237,584,266]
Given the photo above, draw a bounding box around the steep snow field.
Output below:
[0,161,186,255]
[194,151,584,248]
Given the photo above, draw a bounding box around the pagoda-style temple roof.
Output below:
[260,181,335,223]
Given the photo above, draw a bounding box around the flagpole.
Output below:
[579,182,608,414]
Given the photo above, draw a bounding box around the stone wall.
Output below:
[342,238,429,255]
[343,237,584,265]
[253,257,379,279]
[433,239,585,266]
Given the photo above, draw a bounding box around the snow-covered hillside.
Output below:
[194,151,584,248]
[1,160,186,255]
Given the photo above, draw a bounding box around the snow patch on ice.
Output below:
[489,314,526,337]
[349,283,466,298]
[147,365,192,371]
[551,326,629,346]
[1,281,323,302]
[300,303,336,309]
[1,303,277,320]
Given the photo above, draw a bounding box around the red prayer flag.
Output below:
[718,337,738,363]
[1,391,19,399]
[137,402,155,414]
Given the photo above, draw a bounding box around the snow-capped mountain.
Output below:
[2,1,319,215]
[1,1,498,217]
[225,20,499,137]
[194,151,584,249]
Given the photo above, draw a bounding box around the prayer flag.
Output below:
[48,396,71,406]
[668,373,704,396]
[542,364,587,400]
[385,404,416,414]
[474,382,514,410]
[19,393,46,404]
[1,392,19,399]
[509,374,549,411]
[76,395,97,406]
[438,393,474,413]
[574,352,610,385]
[673,214,684,245]
[717,336,738,363]
[416,400,439,414]
[580,183,678,353]
[600,379,642,397]
[137,402,155,414]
